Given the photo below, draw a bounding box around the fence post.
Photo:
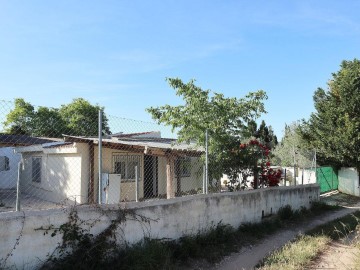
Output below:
[98,109,103,204]
[302,168,304,185]
[205,129,209,194]
[16,161,22,211]
[203,165,206,194]
[284,169,287,186]
[119,174,122,203]
[135,165,139,202]
[293,146,296,186]
[315,149,317,184]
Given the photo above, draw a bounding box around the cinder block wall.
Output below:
[0,184,319,269]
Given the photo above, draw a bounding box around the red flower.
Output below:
[266,161,271,167]
[240,144,246,149]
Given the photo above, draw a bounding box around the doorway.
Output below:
[144,155,158,198]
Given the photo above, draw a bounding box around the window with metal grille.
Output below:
[178,157,191,177]
[112,154,141,181]
[32,157,42,183]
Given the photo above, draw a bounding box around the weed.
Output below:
[307,211,360,240]
[40,203,340,270]
[277,205,294,220]
[258,211,360,269]
[310,201,341,214]
[259,235,330,270]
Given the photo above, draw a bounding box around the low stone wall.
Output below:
[0,184,319,269]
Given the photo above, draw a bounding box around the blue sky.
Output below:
[1,1,359,138]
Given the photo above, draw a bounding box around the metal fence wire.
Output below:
[0,100,208,212]
[0,100,317,213]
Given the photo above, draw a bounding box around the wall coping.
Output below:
[0,184,320,220]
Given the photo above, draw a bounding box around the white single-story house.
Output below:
[0,134,57,189]
[16,132,205,205]
[0,147,20,189]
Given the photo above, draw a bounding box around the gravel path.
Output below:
[210,195,360,270]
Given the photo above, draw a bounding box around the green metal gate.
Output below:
[316,166,338,193]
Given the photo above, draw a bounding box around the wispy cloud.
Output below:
[248,2,360,36]
[106,39,243,74]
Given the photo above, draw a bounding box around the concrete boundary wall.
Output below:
[338,167,360,196]
[0,184,319,269]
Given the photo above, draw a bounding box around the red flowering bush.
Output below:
[224,138,282,191]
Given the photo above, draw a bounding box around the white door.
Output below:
[101,173,109,204]
[108,174,122,204]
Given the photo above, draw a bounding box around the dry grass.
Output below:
[259,235,330,270]
[258,211,360,270]
[353,225,360,269]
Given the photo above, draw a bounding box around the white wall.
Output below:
[0,147,21,189]
[0,184,320,269]
[97,147,144,201]
[180,157,203,193]
[157,156,203,196]
[338,167,360,196]
[19,143,88,204]
[21,153,83,204]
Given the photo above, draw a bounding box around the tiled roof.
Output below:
[0,134,59,147]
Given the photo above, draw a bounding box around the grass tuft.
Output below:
[41,203,340,270]
[259,235,330,270]
[258,211,360,270]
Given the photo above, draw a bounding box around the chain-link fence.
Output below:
[280,149,317,186]
[0,99,318,213]
[0,100,209,212]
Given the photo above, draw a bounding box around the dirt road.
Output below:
[210,192,360,270]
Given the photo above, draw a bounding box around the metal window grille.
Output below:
[178,157,191,177]
[112,154,141,181]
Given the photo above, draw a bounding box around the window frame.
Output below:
[32,156,42,183]
[178,157,192,178]
[0,156,10,171]
[112,154,141,182]
[4,156,9,171]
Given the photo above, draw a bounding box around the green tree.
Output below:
[3,98,110,137]
[272,122,313,168]
[3,98,35,135]
[147,78,268,184]
[59,98,110,136]
[31,107,66,137]
[300,59,360,170]
[249,120,278,149]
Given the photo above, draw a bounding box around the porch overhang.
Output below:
[63,135,204,157]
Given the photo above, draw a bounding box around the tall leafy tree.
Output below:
[3,98,110,137]
[147,78,268,181]
[31,107,66,137]
[3,98,35,135]
[249,120,278,149]
[59,98,110,136]
[300,59,360,170]
[272,122,313,168]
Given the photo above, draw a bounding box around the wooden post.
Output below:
[253,165,258,189]
[166,155,175,199]
[175,158,181,197]
[89,141,95,203]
